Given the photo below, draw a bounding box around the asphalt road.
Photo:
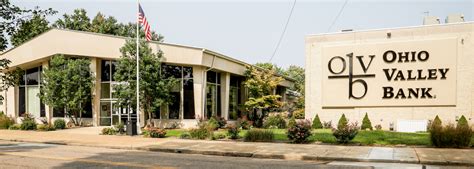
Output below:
[0,141,470,169]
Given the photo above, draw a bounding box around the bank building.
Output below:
[305,15,473,132]
[0,29,294,128]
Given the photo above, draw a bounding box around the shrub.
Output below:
[312,114,323,129]
[292,109,305,119]
[8,124,21,130]
[332,122,359,144]
[20,119,37,130]
[0,114,15,129]
[213,116,227,129]
[189,127,211,140]
[243,129,274,142]
[237,118,252,130]
[430,121,472,148]
[145,128,167,138]
[337,114,348,130]
[179,132,191,139]
[207,117,220,131]
[37,124,55,131]
[374,124,382,130]
[115,123,125,134]
[288,116,296,127]
[211,133,226,140]
[457,115,468,128]
[361,113,373,130]
[323,121,332,129]
[101,127,117,135]
[54,119,66,129]
[287,119,312,143]
[226,123,241,139]
[262,113,287,129]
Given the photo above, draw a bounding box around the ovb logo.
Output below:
[327,53,375,99]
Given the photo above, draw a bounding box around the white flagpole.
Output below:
[136,0,141,134]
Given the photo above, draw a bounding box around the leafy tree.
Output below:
[284,65,305,94]
[40,55,94,125]
[243,65,283,127]
[457,115,468,128]
[53,9,91,31]
[11,13,51,47]
[1,1,56,51]
[114,39,177,126]
[0,58,23,104]
[361,113,373,130]
[89,12,119,34]
[433,115,442,126]
[254,62,284,75]
[312,114,323,129]
[337,114,348,130]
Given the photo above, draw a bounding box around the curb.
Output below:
[1,138,473,166]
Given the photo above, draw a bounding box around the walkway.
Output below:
[0,129,472,166]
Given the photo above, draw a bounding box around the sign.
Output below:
[321,38,457,107]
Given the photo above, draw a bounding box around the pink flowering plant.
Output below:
[287,119,312,143]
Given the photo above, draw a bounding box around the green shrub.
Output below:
[361,113,373,130]
[244,129,274,142]
[457,115,468,128]
[332,122,359,144]
[8,124,21,130]
[101,127,117,135]
[287,119,312,143]
[37,124,56,131]
[312,114,323,129]
[53,119,66,129]
[288,116,296,127]
[211,133,226,140]
[207,117,220,131]
[179,132,191,139]
[226,123,240,139]
[20,119,37,130]
[115,123,125,134]
[145,128,167,138]
[430,122,472,148]
[189,127,211,140]
[337,114,348,130]
[292,109,305,119]
[213,116,227,129]
[263,113,287,129]
[237,118,252,130]
[0,114,15,129]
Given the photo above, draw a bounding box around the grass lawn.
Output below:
[166,128,473,146]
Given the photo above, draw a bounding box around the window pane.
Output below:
[101,83,110,99]
[217,85,221,117]
[53,107,65,117]
[26,67,39,85]
[153,106,160,119]
[183,79,194,119]
[168,92,180,119]
[19,87,25,116]
[183,67,193,79]
[216,72,221,84]
[100,102,111,126]
[162,65,182,78]
[111,61,117,81]
[40,100,45,117]
[82,98,93,118]
[206,71,216,83]
[20,73,26,85]
[229,87,239,120]
[27,86,41,118]
[101,60,111,81]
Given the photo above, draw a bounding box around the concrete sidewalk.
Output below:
[0,129,473,166]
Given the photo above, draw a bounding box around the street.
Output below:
[0,141,470,169]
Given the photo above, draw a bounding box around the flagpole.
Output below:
[136,0,141,134]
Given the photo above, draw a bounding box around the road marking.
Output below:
[0,152,176,169]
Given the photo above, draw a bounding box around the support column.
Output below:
[91,58,100,126]
[221,73,230,120]
[192,66,204,119]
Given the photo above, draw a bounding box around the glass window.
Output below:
[26,67,39,85]
[168,92,180,119]
[82,99,93,118]
[19,87,25,116]
[27,86,41,118]
[101,83,110,99]
[183,67,193,79]
[162,65,182,79]
[53,107,65,117]
[229,75,242,120]
[101,60,111,81]
[153,106,160,119]
[207,71,216,83]
[111,61,117,81]
[183,79,194,119]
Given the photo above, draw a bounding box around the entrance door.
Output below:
[99,102,111,126]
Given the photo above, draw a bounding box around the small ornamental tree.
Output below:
[114,39,177,127]
[337,114,348,130]
[312,114,323,129]
[457,115,468,128]
[361,113,373,130]
[40,55,94,125]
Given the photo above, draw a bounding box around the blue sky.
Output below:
[12,0,473,68]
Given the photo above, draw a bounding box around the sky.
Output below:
[12,0,473,68]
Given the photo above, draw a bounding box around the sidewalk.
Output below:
[0,129,473,166]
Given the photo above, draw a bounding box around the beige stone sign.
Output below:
[322,38,457,107]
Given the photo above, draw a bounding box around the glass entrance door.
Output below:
[99,102,111,126]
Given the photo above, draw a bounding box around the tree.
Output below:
[361,113,373,130]
[254,62,284,75]
[337,114,348,130]
[40,55,94,125]
[1,1,56,51]
[53,9,91,31]
[284,65,305,95]
[243,65,283,127]
[312,114,323,129]
[89,12,119,34]
[457,115,468,128]
[114,39,177,126]
[11,13,50,47]
[0,58,23,103]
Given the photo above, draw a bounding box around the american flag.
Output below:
[138,4,152,41]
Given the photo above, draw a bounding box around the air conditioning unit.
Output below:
[423,16,440,25]
[446,14,464,23]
